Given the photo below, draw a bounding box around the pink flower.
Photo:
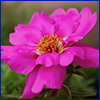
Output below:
[1,7,99,99]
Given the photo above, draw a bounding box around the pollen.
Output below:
[36,33,64,54]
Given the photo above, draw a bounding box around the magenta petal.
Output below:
[32,65,66,93]
[9,24,42,46]
[64,7,97,45]
[28,12,39,25]
[49,8,66,19]
[29,11,54,36]
[31,75,44,93]
[74,6,97,38]
[68,46,84,60]
[73,42,99,68]
[22,66,40,99]
[60,50,74,66]
[36,51,59,67]
[60,46,84,66]
[10,11,55,46]
[1,46,38,74]
[54,8,80,39]
[66,8,79,15]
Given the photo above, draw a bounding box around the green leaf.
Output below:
[4,95,22,99]
[65,73,73,83]
[71,91,97,97]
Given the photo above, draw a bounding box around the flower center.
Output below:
[36,34,64,54]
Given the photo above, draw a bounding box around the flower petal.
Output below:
[60,50,74,66]
[64,7,97,46]
[9,24,42,46]
[29,11,54,36]
[32,65,66,93]
[10,12,55,46]
[73,42,99,68]
[22,66,40,99]
[60,46,84,66]
[49,8,66,19]
[1,46,38,74]
[67,46,84,60]
[36,51,59,67]
[54,8,80,39]
[73,6,97,39]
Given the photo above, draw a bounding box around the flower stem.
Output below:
[62,84,72,99]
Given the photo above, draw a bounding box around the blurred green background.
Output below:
[1,1,99,99]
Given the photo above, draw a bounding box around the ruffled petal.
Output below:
[68,46,84,59]
[60,50,74,66]
[72,6,97,40]
[29,11,54,36]
[1,46,38,74]
[49,8,66,19]
[36,51,59,67]
[54,8,80,39]
[10,12,55,46]
[9,24,42,46]
[73,42,99,68]
[60,46,84,66]
[31,65,66,93]
[22,66,40,99]
[64,7,97,46]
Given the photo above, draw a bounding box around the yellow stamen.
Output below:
[48,49,51,52]
[36,34,64,54]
